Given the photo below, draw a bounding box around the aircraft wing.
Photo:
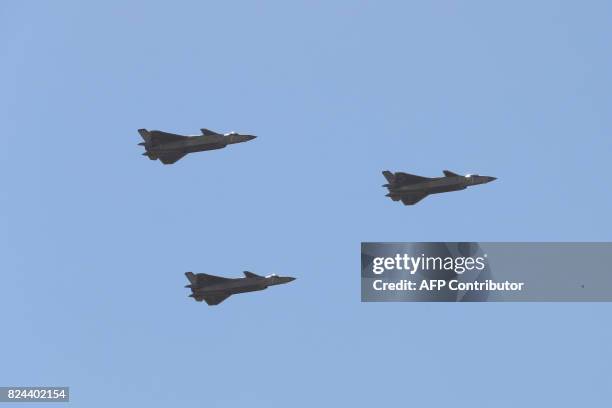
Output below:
[394,172,429,185]
[149,130,189,144]
[400,193,429,205]
[203,293,231,306]
[158,152,187,165]
[189,273,230,285]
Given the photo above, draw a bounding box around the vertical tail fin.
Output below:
[138,129,152,144]
[185,272,197,285]
[382,171,395,184]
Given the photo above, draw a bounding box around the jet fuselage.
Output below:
[387,175,492,195]
[138,128,256,164]
[146,134,254,154]
[185,272,295,305]
[383,170,496,205]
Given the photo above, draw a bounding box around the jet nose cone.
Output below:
[245,135,257,141]
[284,277,296,283]
[487,176,497,182]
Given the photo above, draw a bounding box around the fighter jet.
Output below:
[383,170,497,205]
[184,271,296,305]
[138,128,256,164]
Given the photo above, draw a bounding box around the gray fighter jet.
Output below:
[185,271,296,305]
[383,170,496,205]
[138,128,256,164]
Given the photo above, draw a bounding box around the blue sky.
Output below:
[1,1,611,406]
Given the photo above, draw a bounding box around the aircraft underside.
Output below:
[143,144,228,164]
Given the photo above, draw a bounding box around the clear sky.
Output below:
[1,1,611,406]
